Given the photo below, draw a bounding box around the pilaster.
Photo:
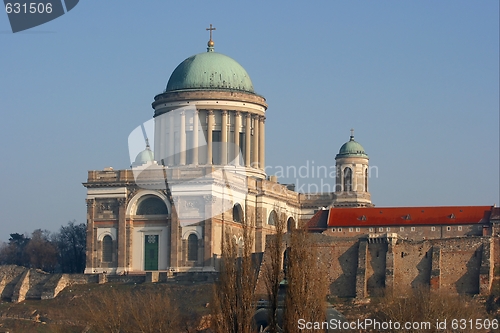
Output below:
[204,195,215,267]
[117,198,127,273]
[85,199,95,273]
[170,198,180,268]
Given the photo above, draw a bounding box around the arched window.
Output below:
[102,235,113,262]
[136,196,168,215]
[188,234,198,261]
[364,169,368,192]
[268,210,278,226]
[343,167,352,192]
[287,217,295,232]
[233,203,243,223]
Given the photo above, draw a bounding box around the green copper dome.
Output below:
[336,135,368,159]
[134,146,154,166]
[166,51,255,93]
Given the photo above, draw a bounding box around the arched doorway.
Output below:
[136,196,169,271]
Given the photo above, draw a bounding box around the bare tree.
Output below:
[283,227,328,333]
[211,221,256,333]
[263,210,286,333]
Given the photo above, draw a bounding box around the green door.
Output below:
[144,235,159,270]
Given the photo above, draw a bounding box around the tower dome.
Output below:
[336,133,368,159]
[165,52,255,93]
[133,142,154,166]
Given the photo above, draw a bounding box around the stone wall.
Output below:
[255,234,497,299]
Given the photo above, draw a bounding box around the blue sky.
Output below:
[0,1,498,240]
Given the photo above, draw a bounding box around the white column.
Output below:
[168,113,174,166]
[154,115,161,164]
[179,111,186,165]
[259,116,265,170]
[252,115,259,168]
[207,110,214,165]
[245,113,251,167]
[192,110,199,165]
[234,111,241,166]
[221,110,228,165]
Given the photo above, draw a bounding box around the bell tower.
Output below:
[334,130,373,207]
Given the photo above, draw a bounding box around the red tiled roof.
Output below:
[327,206,492,227]
[306,209,329,232]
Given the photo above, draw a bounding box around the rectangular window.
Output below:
[379,227,383,232]
[186,134,193,165]
[386,227,390,232]
[458,226,462,231]
[369,228,374,232]
[411,227,415,231]
[212,130,222,164]
[431,227,435,231]
[239,132,245,163]
[400,227,404,231]
[356,227,360,232]
[349,228,353,232]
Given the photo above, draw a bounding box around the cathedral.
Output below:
[83,29,373,275]
[83,29,498,288]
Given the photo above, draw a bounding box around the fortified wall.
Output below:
[255,233,498,298]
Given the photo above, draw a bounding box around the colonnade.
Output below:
[155,109,265,170]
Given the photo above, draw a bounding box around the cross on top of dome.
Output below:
[206,24,216,51]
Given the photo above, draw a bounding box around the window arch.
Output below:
[343,167,352,192]
[187,234,198,261]
[136,196,168,215]
[102,235,113,262]
[233,203,244,223]
[268,210,278,226]
[287,217,296,232]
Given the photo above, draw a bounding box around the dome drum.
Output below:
[152,89,267,114]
